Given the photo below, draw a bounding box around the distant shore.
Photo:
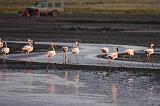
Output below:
[0,13,160,47]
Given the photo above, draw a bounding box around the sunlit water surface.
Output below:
[0,69,160,106]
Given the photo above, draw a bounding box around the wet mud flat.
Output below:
[0,42,159,77]
[0,13,160,46]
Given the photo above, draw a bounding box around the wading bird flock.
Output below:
[0,38,156,66]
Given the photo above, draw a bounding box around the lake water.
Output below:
[0,68,160,106]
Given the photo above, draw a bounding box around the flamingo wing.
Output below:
[47,51,56,57]
[125,49,135,56]
[101,47,109,54]
[1,47,10,54]
[144,48,154,55]
[72,48,79,54]
[109,53,118,60]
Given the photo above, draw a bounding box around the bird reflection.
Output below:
[74,73,80,95]
[147,84,154,97]
[26,71,33,93]
[63,70,80,95]
[111,83,118,104]
[0,71,2,80]
[64,70,68,80]
[47,75,55,95]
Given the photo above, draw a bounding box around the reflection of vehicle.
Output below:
[23,0,64,16]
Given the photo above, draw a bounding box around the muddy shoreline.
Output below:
[0,13,160,46]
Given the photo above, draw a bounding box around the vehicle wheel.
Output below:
[52,11,58,16]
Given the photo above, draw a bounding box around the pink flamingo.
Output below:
[108,47,119,70]
[22,38,34,60]
[1,42,10,64]
[1,42,10,56]
[97,47,109,63]
[62,46,68,64]
[46,42,56,61]
[144,43,154,62]
[109,47,119,64]
[124,49,135,61]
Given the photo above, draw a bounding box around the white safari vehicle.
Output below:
[23,0,64,16]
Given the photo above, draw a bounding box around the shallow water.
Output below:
[0,68,160,106]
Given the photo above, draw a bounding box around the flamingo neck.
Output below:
[51,45,55,51]
[5,42,7,47]
[76,42,79,48]
[28,42,32,46]
[115,48,118,53]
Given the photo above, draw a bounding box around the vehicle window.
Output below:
[41,3,47,7]
[35,3,42,7]
[54,3,62,7]
[34,2,47,8]
[48,3,53,7]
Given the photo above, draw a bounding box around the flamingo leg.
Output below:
[27,53,29,61]
[63,53,65,64]
[65,53,67,64]
[112,60,117,71]
[129,55,132,65]
[121,54,126,67]
[22,52,27,62]
[46,57,50,74]
[2,54,6,69]
[148,55,154,69]
[108,59,117,72]
[51,57,56,69]
[97,53,102,64]
[76,54,79,64]
[146,54,150,69]
[63,53,68,64]
[68,54,72,64]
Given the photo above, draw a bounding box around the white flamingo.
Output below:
[1,42,10,63]
[0,38,3,48]
[144,43,154,62]
[97,47,109,63]
[62,46,68,64]
[22,38,34,60]
[69,41,80,64]
[46,42,56,62]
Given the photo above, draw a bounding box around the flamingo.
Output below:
[46,42,56,72]
[108,47,119,69]
[46,42,56,60]
[69,41,80,64]
[108,47,119,63]
[97,47,109,63]
[0,38,3,48]
[22,38,34,60]
[1,42,10,63]
[1,42,10,55]
[62,46,68,64]
[144,43,154,62]
[124,49,135,61]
